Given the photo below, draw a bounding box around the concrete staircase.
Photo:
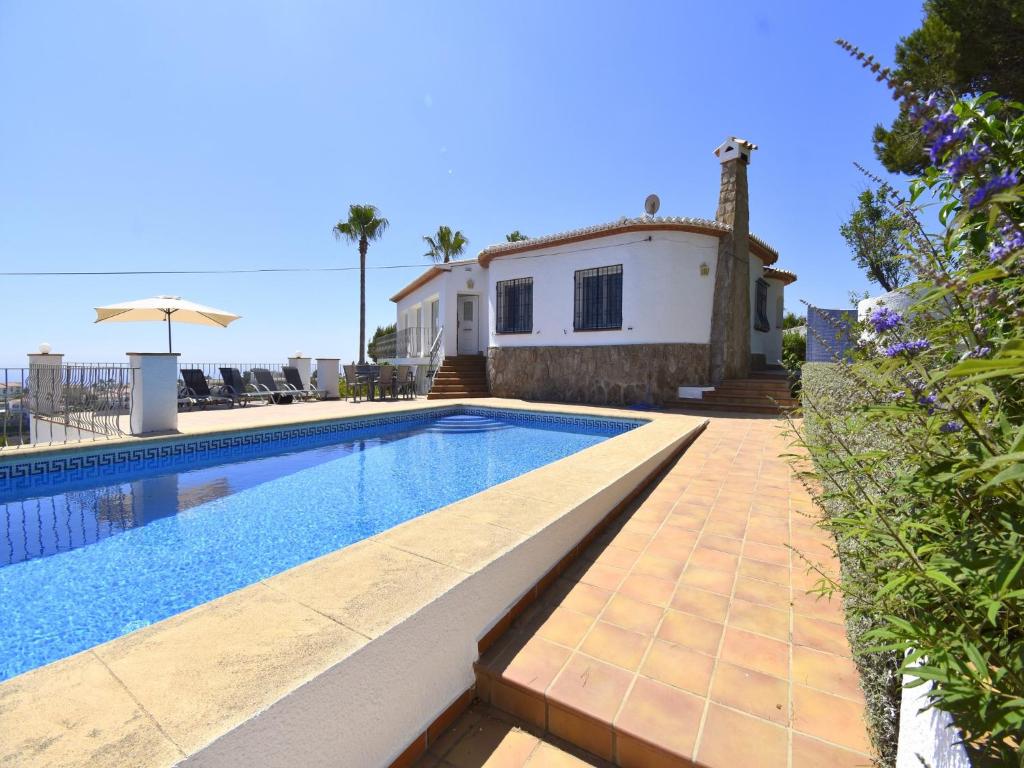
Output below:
[671,369,797,415]
[425,355,490,400]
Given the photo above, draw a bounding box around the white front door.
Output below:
[457,295,479,354]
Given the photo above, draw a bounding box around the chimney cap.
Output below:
[714,136,757,164]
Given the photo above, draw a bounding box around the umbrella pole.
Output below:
[167,311,173,353]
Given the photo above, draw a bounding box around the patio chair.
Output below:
[395,364,416,399]
[180,369,234,410]
[342,364,368,402]
[251,368,294,405]
[376,364,396,400]
[282,366,322,401]
[220,367,273,407]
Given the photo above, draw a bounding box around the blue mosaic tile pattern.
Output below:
[0,405,642,496]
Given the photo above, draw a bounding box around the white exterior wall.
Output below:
[394,261,490,361]
[442,261,489,357]
[394,277,443,363]
[486,231,720,348]
[748,255,785,365]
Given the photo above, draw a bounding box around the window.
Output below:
[496,277,533,334]
[574,265,623,331]
[463,299,473,321]
[754,278,770,332]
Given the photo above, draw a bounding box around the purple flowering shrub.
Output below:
[795,42,1024,766]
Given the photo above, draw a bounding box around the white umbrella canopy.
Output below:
[94,295,241,352]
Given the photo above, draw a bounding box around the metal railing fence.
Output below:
[1,364,136,451]
[370,326,437,361]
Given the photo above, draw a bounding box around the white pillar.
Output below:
[128,353,179,435]
[316,358,340,400]
[288,356,312,389]
[27,351,64,443]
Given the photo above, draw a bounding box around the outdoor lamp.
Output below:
[38,342,52,354]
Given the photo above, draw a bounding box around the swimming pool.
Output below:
[0,407,640,681]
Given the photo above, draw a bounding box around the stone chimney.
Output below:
[708,136,756,383]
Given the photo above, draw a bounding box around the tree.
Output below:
[505,230,528,242]
[423,225,468,263]
[782,310,803,329]
[332,204,389,364]
[367,322,396,363]
[873,0,1024,174]
[840,189,910,293]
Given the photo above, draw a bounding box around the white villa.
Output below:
[389,137,796,405]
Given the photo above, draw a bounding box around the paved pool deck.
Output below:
[0,397,707,768]
[440,414,872,768]
[0,400,871,767]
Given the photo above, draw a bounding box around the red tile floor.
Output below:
[419,414,873,768]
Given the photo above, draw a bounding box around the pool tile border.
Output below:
[0,405,642,494]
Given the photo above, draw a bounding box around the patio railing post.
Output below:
[127,352,179,435]
[316,357,340,400]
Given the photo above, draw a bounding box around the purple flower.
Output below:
[884,339,931,357]
[945,144,989,181]
[939,421,963,434]
[969,346,991,358]
[869,306,904,333]
[989,221,1024,261]
[969,170,1020,209]
[920,110,956,137]
[918,392,937,414]
[929,127,969,164]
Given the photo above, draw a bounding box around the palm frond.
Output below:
[333,204,388,243]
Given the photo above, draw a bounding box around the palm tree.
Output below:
[505,230,528,242]
[333,204,389,364]
[423,225,468,264]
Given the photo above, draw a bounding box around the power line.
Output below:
[0,234,717,276]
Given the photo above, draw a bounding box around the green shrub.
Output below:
[801,363,904,764]
[794,50,1024,765]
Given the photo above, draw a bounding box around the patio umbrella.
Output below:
[94,295,241,353]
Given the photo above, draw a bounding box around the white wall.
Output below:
[394,261,489,359]
[748,256,785,365]
[896,665,972,768]
[486,231,720,348]
[442,261,489,357]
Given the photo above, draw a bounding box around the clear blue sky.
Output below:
[0,1,924,367]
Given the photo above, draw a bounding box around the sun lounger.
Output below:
[251,369,295,404]
[180,369,233,409]
[282,366,322,401]
[219,367,273,407]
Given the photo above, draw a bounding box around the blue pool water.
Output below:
[0,409,637,681]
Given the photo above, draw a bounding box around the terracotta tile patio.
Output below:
[443,414,873,768]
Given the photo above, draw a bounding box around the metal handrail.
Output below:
[424,327,444,395]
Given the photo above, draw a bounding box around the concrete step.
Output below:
[714,379,793,391]
[699,394,797,407]
[433,372,487,381]
[429,387,490,395]
[425,391,490,400]
[670,398,797,414]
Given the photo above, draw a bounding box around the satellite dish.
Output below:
[644,194,660,216]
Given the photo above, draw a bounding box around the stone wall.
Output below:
[487,344,710,406]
